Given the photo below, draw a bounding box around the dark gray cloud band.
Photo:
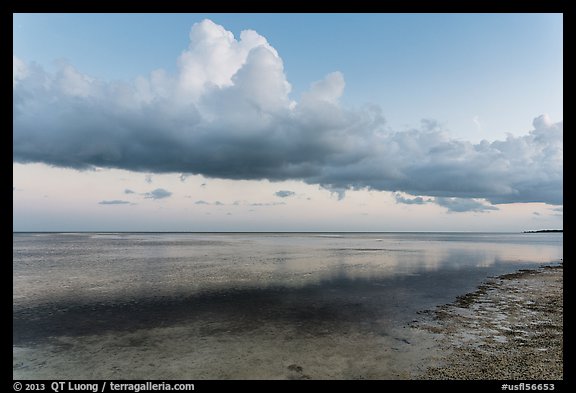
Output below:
[98,200,131,205]
[13,20,562,207]
[275,190,296,198]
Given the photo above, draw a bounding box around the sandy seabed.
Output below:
[13,265,562,380]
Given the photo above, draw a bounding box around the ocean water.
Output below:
[13,232,563,379]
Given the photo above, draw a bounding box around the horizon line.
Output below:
[12,230,563,234]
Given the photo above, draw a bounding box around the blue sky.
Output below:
[13,13,562,140]
[13,13,563,231]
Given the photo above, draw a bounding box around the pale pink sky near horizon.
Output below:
[13,163,562,232]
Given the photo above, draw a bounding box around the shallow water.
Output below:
[13,232,563,379]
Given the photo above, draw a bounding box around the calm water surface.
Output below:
[13,232,563,307]
[13,232,563,379]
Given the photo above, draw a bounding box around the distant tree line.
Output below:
[523,229,563,233]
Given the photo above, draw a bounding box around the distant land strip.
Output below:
[523,229,563,233]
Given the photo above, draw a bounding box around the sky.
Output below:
[13,13,563,232]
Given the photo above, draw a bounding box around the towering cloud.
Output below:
[13,20,562,207]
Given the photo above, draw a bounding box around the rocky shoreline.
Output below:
[416,264,563,380]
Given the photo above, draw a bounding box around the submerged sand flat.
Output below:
[13,281,443,379]
[13,264,562,380]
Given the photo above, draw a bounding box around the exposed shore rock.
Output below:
[418,264,563,380]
